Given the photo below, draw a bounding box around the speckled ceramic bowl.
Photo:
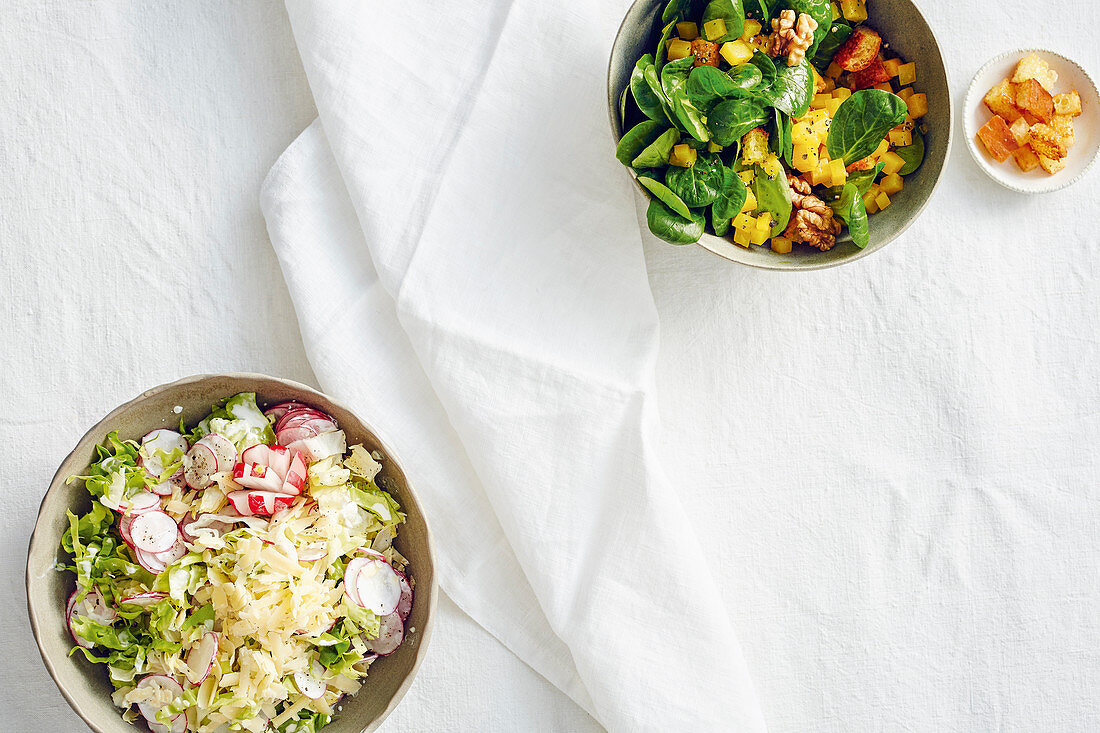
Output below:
[608,0,952,270]
[26,373,437,733]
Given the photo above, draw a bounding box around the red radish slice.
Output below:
[287,430,346,463]
[136,675,184,729]
[232,462,283,492]
[264,401,303,421]
[199,433,237,471]
[396,574,413,621]
[280,452,308,495]
[118,491,161,515]
[65,590,93,649]
[135,547,168,574]
[120,592,167,607]
[154,535,188,565]
[352,558,402,616]
[184,442,218,490]
[367,612,405,655]
[129,511,178,553]
[227,490,295,516]
[185,632,218,685]
[66,586,116,646]
[292,670,327,699]
[277,415,337,435]
[343,557,369,607]
[275,407,333,432]
[139,429,188,479]
[119,514,136,545]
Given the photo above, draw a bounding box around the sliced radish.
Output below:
[119,514,136,546]
[232,462,283,492]
[396,573,413,621]
[154,535,188,565]
[287,430,346,463]
[352,558,402,616]
[118,491,161,515]
[227,490,295,516]
[292,669,327,699]
[139,429,188,478]
[265,401,309,422]
[367,612,405,655]
[185,632,218,685]
[135,547,168,574]
[66,586,116,647]
[129,511,179,553]
[199,433,237,471]
[148,469,185,497]
[119,592,168,607]
[136,675,184,730]
[275,407,334,432]
[66,590,92,648]
[184,442,218,490]
[343,557,368,607]
[280,452,308,495]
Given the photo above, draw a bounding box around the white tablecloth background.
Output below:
[3,1,1098,731]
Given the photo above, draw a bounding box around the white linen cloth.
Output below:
[261,0,765,730]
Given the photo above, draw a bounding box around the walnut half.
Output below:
[783,174,841,251]
[767,9,818,67]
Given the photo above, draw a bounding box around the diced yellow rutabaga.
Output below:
[676,22,698,40]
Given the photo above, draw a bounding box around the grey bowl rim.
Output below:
[25,371,438,733]
[605,0,955,271]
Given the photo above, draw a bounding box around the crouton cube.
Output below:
[702,19,728,41]
[1011,145,1040,172]
[1038,155,1065,175]
[897,62,916,86]
[906,93,927,118]
[668,144,697,167]
[667,39,692,61]
[850,59,892,90]
[676,22,698,40]
[771,236,793,254]
[1051,115,1076,147]
[1012,53,1058,91]
[1053,91,1082,117]
[879,173,903,194]
[719,40,754,66]
[834,27,881,72]
[983,79,1022,122]
[976,115,1020,162]
[1028,123,1068,160]
[1008,117,1031,146]
[741,127,770,164]
[691,38,720,67]
[1015,78,1054,123]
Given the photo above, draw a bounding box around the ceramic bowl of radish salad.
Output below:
[53,391,417,733]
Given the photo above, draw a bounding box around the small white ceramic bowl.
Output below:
[964,48,1099,194]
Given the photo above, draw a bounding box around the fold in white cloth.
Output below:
[261,0,765,729]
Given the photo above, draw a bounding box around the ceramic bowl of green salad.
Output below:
[27,373,436,733]
[608,0,951,270]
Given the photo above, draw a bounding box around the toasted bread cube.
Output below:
[720,40,754,66]
[879,173,903,195]
[667,39,692,61]
[976,115,1019,162]
[1016,78,1054,123]
[741,188,758,212]
[771,236,793,254]
[691,38,720,67]
[741,19,762,40]
[850,59,892,90]
[1012,53,1058,91]
[874,191,891,210]
[668,144,698,167]
[741,127,770,164]
[862,189,879,214]
[906,93,928,118]
[1011,145,1041,172]
[1051,115,1076,147]
[897,62,916,86]
[897,87,914,103]
[1028,123,1068,160]
[880,151,906,174]
[676,21,698,40]
[983,79,1022,123]
[840,0,867,22]
[1053,91,1082,117]
[792,142,820,173]
[888,128,913,147]
[1038,155,1066,175]
[834,26,880,72]
[702,19,727,41]
[1008,117,1031,146]
[826,62,843,79]
[883,58,901,78]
